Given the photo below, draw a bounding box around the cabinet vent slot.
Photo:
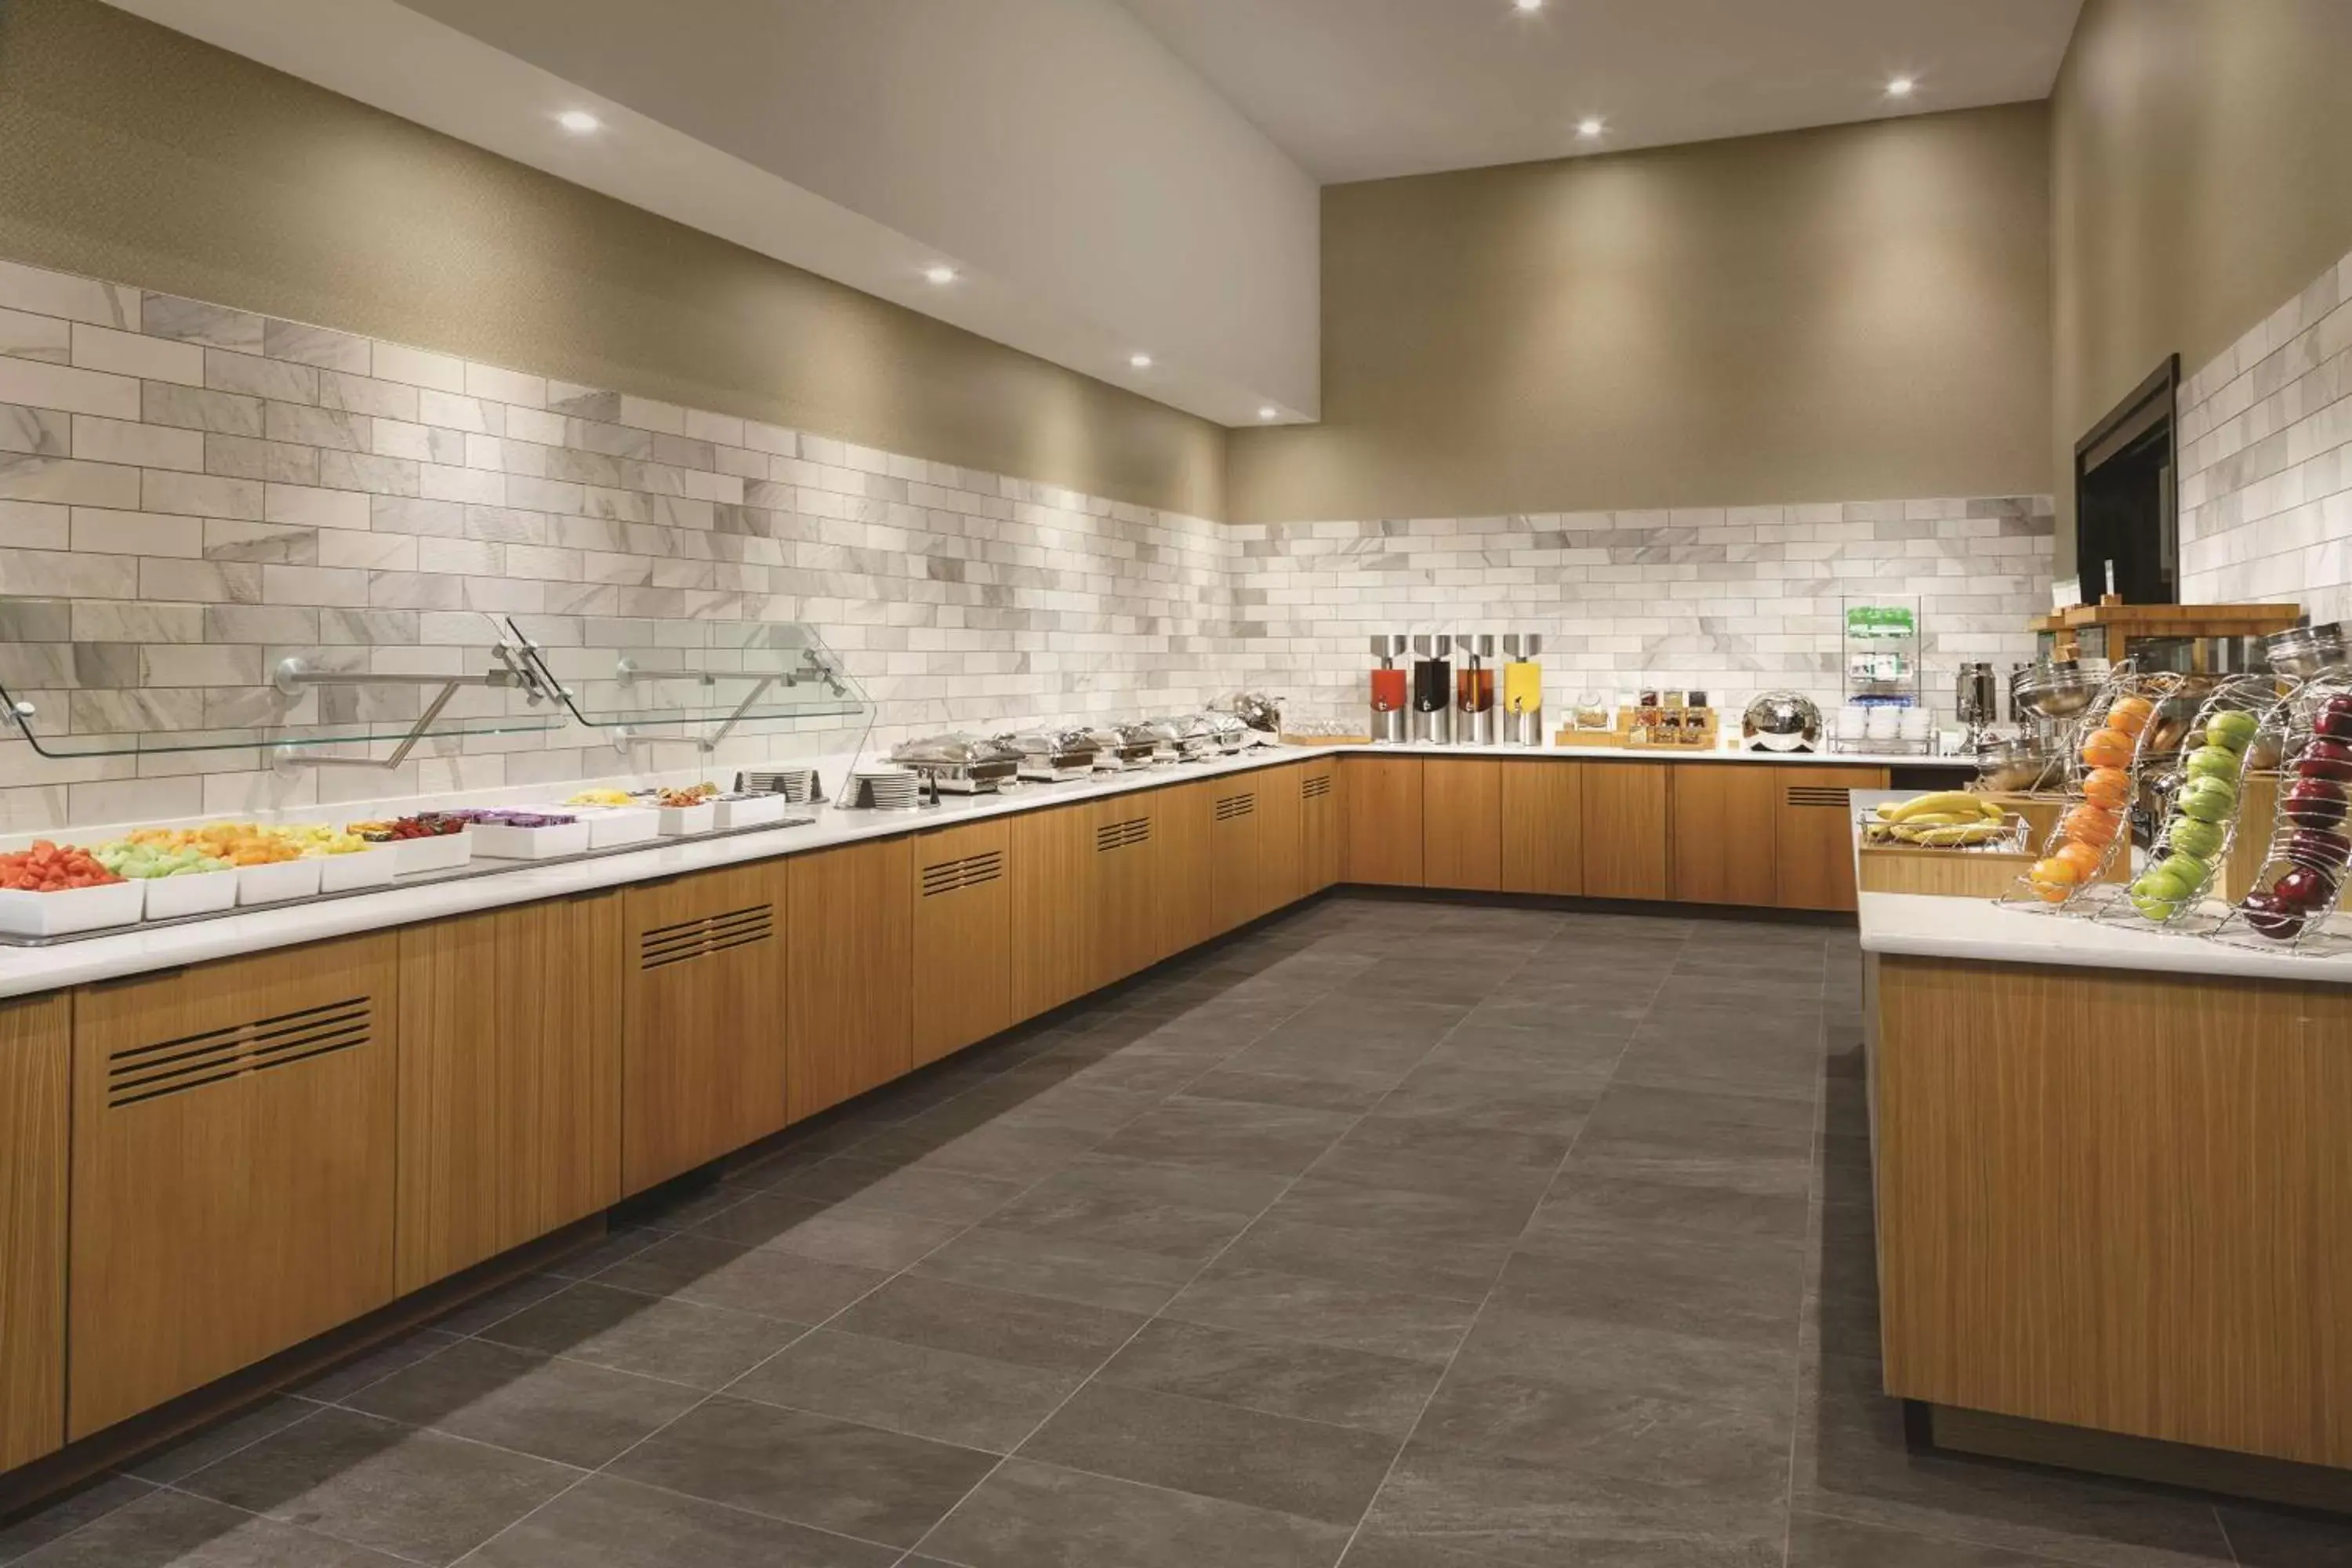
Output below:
[107,997,372,1108]
[920,850,1005,895]
[640,902,775,968]
[1301,773,1333,800]
[1214,793,1257,821]
[1788,786,1852,809]
[1094,816,1152,852]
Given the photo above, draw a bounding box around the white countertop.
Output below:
[1325,742,1969,768]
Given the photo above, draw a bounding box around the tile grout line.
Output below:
[1782,931,1834,1568]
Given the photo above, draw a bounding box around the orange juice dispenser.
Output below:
[1504,632,1544,746]
[1456,633,1497,746]
[1368,633,1407,743]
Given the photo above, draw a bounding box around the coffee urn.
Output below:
[1411,634,1454,745]
[1503,633,1544,746]
[1456,633,1497,746]
[1368,633,1408,744]
[1956,662,1998,750]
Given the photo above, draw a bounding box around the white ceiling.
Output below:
[1113,0,2083,183]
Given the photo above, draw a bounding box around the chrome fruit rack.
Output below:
[2212,671,2352,955]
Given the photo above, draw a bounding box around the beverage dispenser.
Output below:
[1457,633,1497,746]
[1504,632,1544,746]
[1368,633,1408,743]
[1411,634,1454,745]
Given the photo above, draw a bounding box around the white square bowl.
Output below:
[316,846,397,893]
[466,819,594,859]
[391,831,473,877]
[237,858,323,906]
[711,794,789,831]
[140,868,238,920]
[562,806,660,849]
[655,801,718,836]
[0,878,144,936]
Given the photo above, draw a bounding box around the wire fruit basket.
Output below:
[2212,672,2352,953]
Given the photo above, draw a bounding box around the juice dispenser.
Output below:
[1504,632,1544,746]
[1456,633,1497,746]
[1411,634,1454,745]
[1368,633,1408,743]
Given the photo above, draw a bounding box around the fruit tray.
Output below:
[2212,673,2352,952]
[0,879,146,938]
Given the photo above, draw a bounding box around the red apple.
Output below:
[2274,866,2337,912]
[2241,889,2307,939]
[2285,779,2350,827]
[2316,698,2352,742]
[2285,828,2352,872]
[2296,739,2352,782]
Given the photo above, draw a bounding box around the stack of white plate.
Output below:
[851,768,921,811]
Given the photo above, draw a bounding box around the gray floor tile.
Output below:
[466,1473,898,1566]
[1091,1098,1361,1177]
[431,1271,575,1336]
[767,1158,1034,1225]
[289,1329,462,1403]
[590,1232,890,1322]
[1371,1064,1602,1134]
[1098,1317,1443,1436]
[2215,1504,2352,1565]
[1339,1529,1521,1566]
[1264,1176,1541,1244]
[1490,1225,1806,1347]
[1528,1169,1812,1243]
[535,1224,666,1280]
[848,1123,1102,1183]
[1449,1306,1797,1417]
[122,1396,324,1484]
[0,1475,157,1565]
[1413,1367,1790,1496]
[909,1225,1196,1314]
[9,1488,410,1568]
[916,1457,1352,1568]
[1215,1213,1508,1303]
[731,1327,1080,1451]
[1184,1066,1399,1113]
[176,1406,579,1566]
[476,1281,807,1389]
[756,1207,968,1271]
[606,1396,996,1549]
[1167,1265,1479,1363]
[831,1272,1149,1374]
[1785,1511,2073,1565]
[341,1336,703,1468]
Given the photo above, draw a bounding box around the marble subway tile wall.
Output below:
[0,258,1237,833]
[1225,499,2056,731]
[2176,241,2352,620]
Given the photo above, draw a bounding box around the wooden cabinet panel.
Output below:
[1499,760,1581,896]
[396,893,622,1295]
[0,995,67,1471]
[1581,762,1671,900]
[1155,782,1218,961]
[622,862,789,1194]
[1093,795,1163,987]
[1342,755,1424,887]
[1774,766,1886,912]
[1299,764,1341,892]
[1670,764,1781,906]
[790,839,913,1121]
[1255,764,1305,915]
[69,937,398,1439]
[1208,780,1265,933]
[1421,759,1503,892]
[911,820,1013,1067]
[1011,803,1098,1018]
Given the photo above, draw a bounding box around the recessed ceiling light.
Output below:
[1886,76,1916,98]
[1577,117,1605,138]
[557,110,601,133]
[923,265,957,285]
[1258,406,1279,421]
[1129,353,1153,369]
[1513,0,1542,11]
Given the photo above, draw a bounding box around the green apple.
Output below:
[2207,710,2259,753]
[2129,877,2184,920]
[2166,816,2226,859]
[2185,745,2240,782]
[2153,853,2209,890]
[2179,776,2238,822]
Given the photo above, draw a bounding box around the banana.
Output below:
[1886,790,1986,824]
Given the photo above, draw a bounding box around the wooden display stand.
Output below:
[1857,835,2035,898]
[2031,602,2299,665]
[1554,707,1719,750]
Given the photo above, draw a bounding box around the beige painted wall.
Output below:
[2051,0,2352,572]
[0,0,1225,519]
[1228,103,2053,525]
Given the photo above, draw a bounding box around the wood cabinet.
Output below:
[1774,766,1886,911]
[1255,762,1304,916]
[0,995,66,1471]
[789,839,913,1122]
[621,862,789,1195]
[396,893,622,1295]
[1342,755,1424,887]
[910,820,1013,1066]
[1581,761,1671,900]
[1499,760,1581,896]
[1299,763,1341,893]
[1011,801,1098,1018]
[1156,781,1218,960]
[1092,794,1163,987]
[1670,764,1781,907]
[1422,758,1503,892]
[69,937,398,1439]
[1208,779,1265,933]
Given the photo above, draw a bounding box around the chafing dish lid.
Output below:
[891,732,1017,765]
[997,728,1098,755]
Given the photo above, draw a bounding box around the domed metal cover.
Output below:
[1741,690,1822,752]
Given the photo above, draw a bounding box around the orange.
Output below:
[2028,858,2082,902]
[2082,728,2135,770]
[2063,804,2122,848]
[2053,840,2106,880]
[2082,767,2132,809]
[2104,695,2154,737]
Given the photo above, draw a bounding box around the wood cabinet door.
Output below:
[1421,758,1503,892]
[1670,764,1780,906]
[911,820,1013,1067]
[1092,794,1163,987]
[622,862,789,1194]
[790,839,914,1121]
[397,893,622,1294]
[1581,761,1671,900]
[1208,780,1265,933]
[0,994,67,1471]
[69,936,399,1439]
[1011,803,1098,1018]
[1499,761,1582,895]
[1255,763,1305,914]
[1155,782,1218,960]
[1299,764,1341,891]
[1342,755,1424,886]
[1775,767,1885,911]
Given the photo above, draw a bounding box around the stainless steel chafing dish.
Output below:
[1000,727,1100,782]
[1123,720,1183,763]
[1167,714,1229,760]
[887,732,1021,793]
[2266,621,2351,680]
[1189,711,1251,754]
[2009,658,2103,722]
[1087,726,1159,769]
